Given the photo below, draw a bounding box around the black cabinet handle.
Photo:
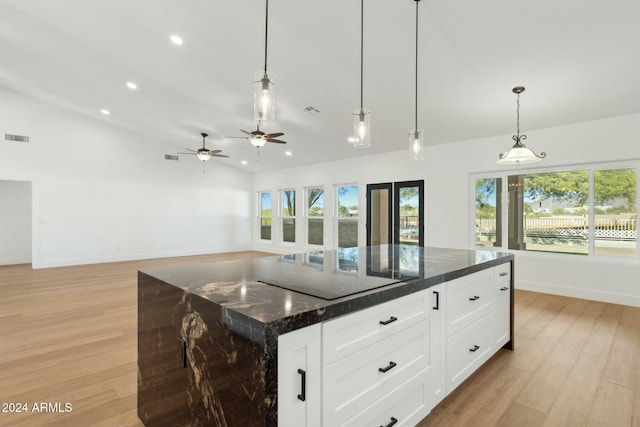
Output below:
[469,345,480,352]
[378,361,397,373]
[177,337,187,368]
[469,295,480,301]
[499,272,509,277]
[297,369,306,401]
[379,316,398,326]
[433,290,440,310]
[381,417,398,427]
[500,286,509,291]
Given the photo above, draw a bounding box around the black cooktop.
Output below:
[255,246,418,300]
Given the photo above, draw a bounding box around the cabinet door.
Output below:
[428,284,446,410]
[492,264,511,348]
[278,324,321,427]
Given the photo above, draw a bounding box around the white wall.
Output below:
[253,113,640,306]
[0,180,32,265]
[0,87,253,268]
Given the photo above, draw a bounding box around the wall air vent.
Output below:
[164,154,179,161]
[5,134,29,142]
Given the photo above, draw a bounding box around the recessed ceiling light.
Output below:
[347,137,357,143]
[241,160,248,165]
[100,109,110,115]
[285,151,292,156]
[170,35,184,46]
[126,81,138,90]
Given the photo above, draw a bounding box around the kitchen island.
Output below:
[138,245,513,427]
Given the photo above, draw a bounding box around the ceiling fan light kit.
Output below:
[178,133,229,167]
[497,86,547,166]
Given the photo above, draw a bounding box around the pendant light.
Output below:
[409,0,424,160]
[497,86,546,165]
[353,0,370,148]
[254,0,276,124]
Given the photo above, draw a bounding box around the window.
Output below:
[337,185,359,248]
[475,178,502,248]
[281,189,296,243]
[472,163,639,257]
[508,170,589,254]
[594,168,637,256]
[306,187,324,245]
[259,192,272,240]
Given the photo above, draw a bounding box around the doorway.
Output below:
[366,180,424,247]
[0,180,32,265]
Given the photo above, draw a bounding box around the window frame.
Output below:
[280,188,296,244]
[335,183,360,249]
[258,191,272,241]
[305,186,325,247]
[470,160,640,259]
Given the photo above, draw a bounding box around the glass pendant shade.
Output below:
[409,129,424,160]
[353,109,371,148]
[254,71,276,124]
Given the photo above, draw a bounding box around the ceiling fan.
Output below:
[228,124,287,148]
[179,133,229,161]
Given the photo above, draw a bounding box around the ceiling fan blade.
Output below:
[183,148,197,152]
[267,139,287,144]
[265,132,284,138]
[178,152,196,155]
[239,129,252,135]
[225,136,247,139]
[213,154,230,158]
[209,149,222,153]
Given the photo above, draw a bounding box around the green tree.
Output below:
[594,169,636,207]
[523,171,588,204]
[476,178,497,209]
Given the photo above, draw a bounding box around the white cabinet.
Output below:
[492,263,511,349]
[277,261,512,427]
[278,324,322,427]
[322,289,439,427]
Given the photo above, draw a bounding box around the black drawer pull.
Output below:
[469,295,480,301]
[469,345,480,352]
[499,272,509,277]
[500,286,509,291]
[297,369,306,401]
[178,337,187,368]
[379,316,398,325]
[433,290,440,310]
[381,417,398,427]
[378,361,397,373]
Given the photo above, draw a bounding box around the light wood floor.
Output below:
[1,253,639,427]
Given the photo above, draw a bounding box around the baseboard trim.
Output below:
[517,279,640,307]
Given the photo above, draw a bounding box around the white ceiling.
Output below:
[2,0,640,172]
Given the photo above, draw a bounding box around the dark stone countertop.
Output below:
[140,245,513,342]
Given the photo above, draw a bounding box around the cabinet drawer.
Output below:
[446,313,493,394]
[323,290,429,365]
[494,263,511,284]
[446,269,492,337]
[341,368,430,427]
[323,320,429,427]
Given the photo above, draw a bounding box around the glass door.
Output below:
[366,183,393,246]
[394,180,424,246]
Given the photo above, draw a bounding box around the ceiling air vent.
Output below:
[5,133,29,142]
[164,154,179,161]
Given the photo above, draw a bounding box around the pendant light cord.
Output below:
[264,0,269,75]
[360,0,364,110]
[515,92,521,137]
[415,0,419,130]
